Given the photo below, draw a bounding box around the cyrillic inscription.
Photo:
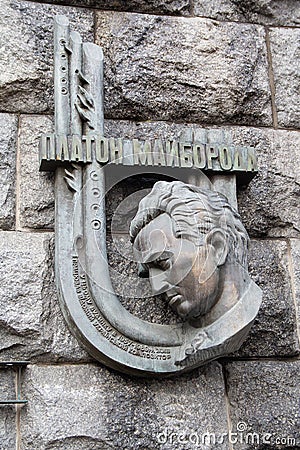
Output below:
[40,133,257,175]
[72,257,171,360]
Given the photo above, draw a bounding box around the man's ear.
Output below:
[205,228,228,267]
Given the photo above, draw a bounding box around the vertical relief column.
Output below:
[53,16,74,321]
[179,129,234,200]
[210,174,237,210]
[82,43,104,134]
[180,129,210,188]
[54,16,70,136]
[68,31,83,239]
[69,31,83,136]
[194,128,238,209]
[54,15,71,246]
[53,20,181,347]
[81,43,108,279]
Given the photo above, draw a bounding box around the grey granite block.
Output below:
[0,114,17,230]
[194,0,300,27]
[96,12,272,126]
[0,0,93,114]
[0,231,89,362]
[270,28,300,129]
[237,239,299,357]
[0,368,16,450]
[20,362,229,449]
[226,360,300,449]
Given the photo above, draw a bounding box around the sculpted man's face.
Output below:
[133,213,226,320]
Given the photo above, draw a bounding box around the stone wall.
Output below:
[0,0,299,449]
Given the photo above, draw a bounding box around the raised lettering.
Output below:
[153,139,166,166]
[219,147,233,170]
[179,143,193,168]
[247,147,257,171]
[40,134,55,161]
[71,135,83,161]
[96,137,109,163]
[83,135,93,163]
[193,144,206,169]
[133,139,153,166]
[110,137,123,164]
[57,134,69,161]
[165,140,179,167]
[40,134,258,181]
[206,145,218,170]
[233,148,245,171]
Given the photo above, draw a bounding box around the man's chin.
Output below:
[173,299,193,319]
[173,297,214,320]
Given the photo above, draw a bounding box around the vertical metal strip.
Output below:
[82,43,104,135]
[81,43,107,264]
[69,30,84,242]
[54,15,70,136]
[54,16,72,316]
[69,31,82,136]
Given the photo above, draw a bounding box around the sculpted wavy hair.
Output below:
[130,181,249,268]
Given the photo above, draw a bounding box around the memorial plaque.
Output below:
[39,15,262,376]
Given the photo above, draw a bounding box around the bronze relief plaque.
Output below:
[39,16,262,376]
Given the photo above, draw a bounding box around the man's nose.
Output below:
[149,267,170,295]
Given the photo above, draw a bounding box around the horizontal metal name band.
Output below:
[39,133,258,175]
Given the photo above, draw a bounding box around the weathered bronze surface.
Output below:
[39,15,262,376]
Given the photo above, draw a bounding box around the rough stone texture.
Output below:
[226,361,300,449]
[0,368,16,450]
[237,239,299,357]
[290,239,300,347]
[236,128,300,238]
[96,12,272,126]
[0,368,16,404]
[270,28,300,129]
[0,0,93,114]
[20,362,229,450]
[19,115,54,229]
[194,0,300,27]
[24,0,191,15]
[0,231,89,362]
[0,114,17,231]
